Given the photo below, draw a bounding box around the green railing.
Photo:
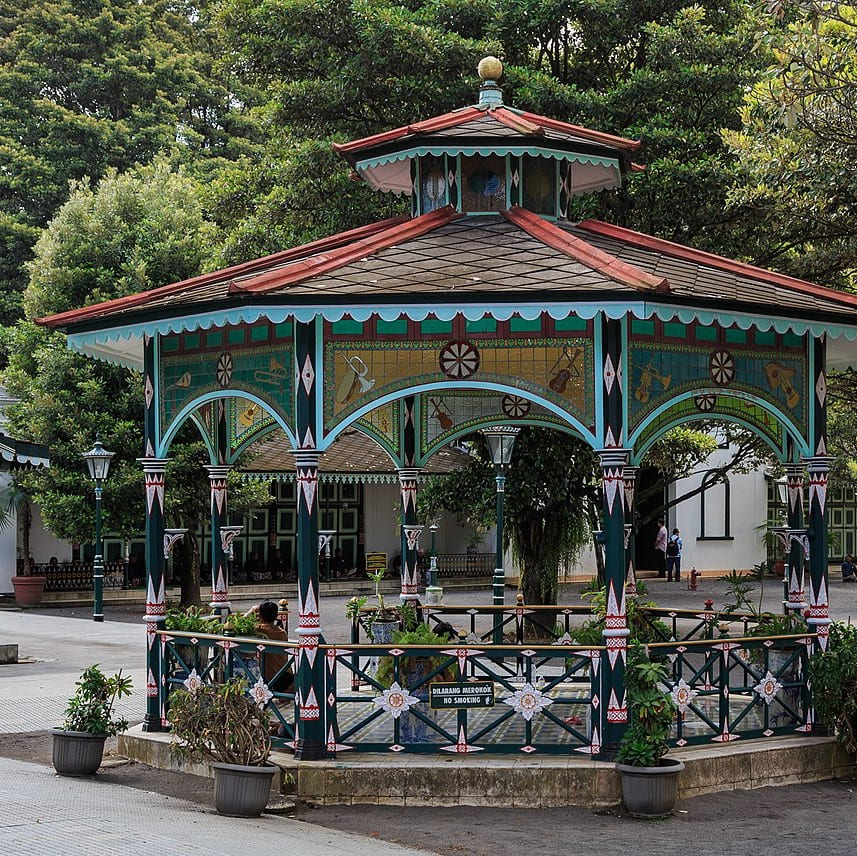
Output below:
[158,629,298,748]
[156,621,815,756]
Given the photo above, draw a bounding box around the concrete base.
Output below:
[0,643,18,664]
[119,727,854,808]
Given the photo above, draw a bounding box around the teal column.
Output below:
[622,466,637,595]
[806,335,831,657]
[141,457,168,731]
[784,463,807,614]
[397,468,422,602]
[206,465,231,613]
[140,333,168,731]
[597,314,628,759]
[294,319,325,760]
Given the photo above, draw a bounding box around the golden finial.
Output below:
[477,56,503,81]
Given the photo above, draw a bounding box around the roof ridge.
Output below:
[577,220,857,307]
[490,107,544,135]
[230,206,462,294]
[516,112,640,151]
[502,207,669,294]
[37,215,412,328]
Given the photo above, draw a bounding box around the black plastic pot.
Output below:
[212,762,278,817]
[51,729,107,776]
[616,757,684,817]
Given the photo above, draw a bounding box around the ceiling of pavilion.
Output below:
[236,426,472,480]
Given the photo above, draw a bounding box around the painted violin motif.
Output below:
[548,347,582,394]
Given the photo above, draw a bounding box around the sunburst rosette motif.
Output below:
[249,676,274,708]
[374,681,421,719]
[670,678,697,714]
[753,671,783,705]
[182,668,202,694]
[503,682,554,721]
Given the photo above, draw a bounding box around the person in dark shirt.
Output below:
[842,555,857,583]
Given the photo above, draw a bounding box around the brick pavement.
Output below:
[0,756,427,856]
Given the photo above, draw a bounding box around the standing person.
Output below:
[842,555,857,583]
[666,527,683,583]
[654,518,668,578]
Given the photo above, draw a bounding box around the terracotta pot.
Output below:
[11,575,46,606]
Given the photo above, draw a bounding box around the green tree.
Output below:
[0,0,259,319]
[723,2,857,287]
[2,163,220,603]
[420,429,598,611]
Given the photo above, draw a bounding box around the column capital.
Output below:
[396,466,422,482]
[137,456,169,473]
[205,464,232,480]
[803,455,832,473]
[596,448,630,468]
[294,449,320,468]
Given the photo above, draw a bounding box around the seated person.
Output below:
[244,550,269,581]
[330,547,346,579]
[842,555,857,583]
[248,601,295,693]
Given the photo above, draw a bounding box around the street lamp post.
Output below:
[82,436,115,623]
[481,427,519,644]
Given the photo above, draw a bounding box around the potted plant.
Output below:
[52,665,132,776]
[809,621,857,753]
[165,606,220,676]
[363,567,401,643]
[169,676,279,817]
[615,644,683,817]
[1,483,46,606]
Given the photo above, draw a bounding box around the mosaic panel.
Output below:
[323,335,595,433]
[228,397,278,458]
[628,338,808,436]
[418,389,570,460]
[635,394,785,454]
[355,400,401,461]
[159,323,293,438]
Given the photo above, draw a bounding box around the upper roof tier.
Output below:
[333,57,640,205]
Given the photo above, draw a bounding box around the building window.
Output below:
[699,477,731,539]
[461,155,506,212]
[522,155,555,216]
[419,155,446,213]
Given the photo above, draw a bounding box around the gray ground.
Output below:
[2,578,856,854]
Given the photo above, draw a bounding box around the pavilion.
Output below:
[39,58,857,760]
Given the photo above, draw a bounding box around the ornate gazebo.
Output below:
[40,58,857,759]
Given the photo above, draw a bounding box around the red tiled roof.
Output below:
[576,220,857,308]
[230,206,462,294]
[333,104,640,162]
[503,208,668,293]
[37,214,411,328]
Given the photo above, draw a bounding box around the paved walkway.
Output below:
[0,756,427,856]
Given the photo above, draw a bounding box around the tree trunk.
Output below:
[21,500,32,576]
[176,531,201,608]
[516,518,558,638]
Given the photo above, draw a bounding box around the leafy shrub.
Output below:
[809,622,857,753]
[165,606,220,633]
[169,677,271,766]
[375,623,455,688]
[62,665,132,736]
[224,611,260,636]
[616,645,676,767]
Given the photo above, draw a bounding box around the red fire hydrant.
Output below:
[688,567,702,591]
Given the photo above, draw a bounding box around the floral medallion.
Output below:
[374,681,421,719]
[503,682,554,721]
